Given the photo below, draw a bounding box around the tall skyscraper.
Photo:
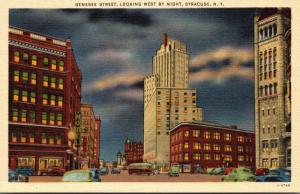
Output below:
[144,34,203,166]
[254,9,291,168]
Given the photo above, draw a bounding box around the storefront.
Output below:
[39,157,64,170]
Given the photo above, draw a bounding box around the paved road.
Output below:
[28,170,222,182]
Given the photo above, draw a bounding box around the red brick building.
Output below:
[170,121,255,173]
[124,138,143,165]
[9,26,82,173]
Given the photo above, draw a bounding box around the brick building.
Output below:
[124,138,144,165]
[8,26,82,173]
[170,121,255,173]
[94,116,101,168]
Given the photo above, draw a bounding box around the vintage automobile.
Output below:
[40,166,66,176]
[168,163,180,177]
[16,167,35,176]
[128,163,153,176]
[222,167,256,182]
[211,167,226,175]
[111,167,121,174]
[255,168,270,176]
[224,167,236,175]
[256,168,291,182]
[9,169,19,182]
[99,167,109,175]
[62,169,101,182]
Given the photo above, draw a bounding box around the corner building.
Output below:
[9,26,82,173]
[144,34,203,166]
[254,9,291,168]
[170,122,255,173]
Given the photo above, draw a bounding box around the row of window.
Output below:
[13,51,65,72]
[262,158,279,168]
[157,91,196,97]
[259,83,278,97]
[259,48,277,81]
[262,139,278,152]
[13,70,64,90]
[262,126,277,134]
[259,24,277,41]
[13,89,64,107]
[171,130,253,143]
[261,107,276,117]
[10,130,62,145]
[171,153,254,162]
[11,109,63,126]
[171,143,253,153]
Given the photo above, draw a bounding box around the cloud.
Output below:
[87,49,134,66]
[114,89,143,101]
[189,47,253,84]
[85,72,145,92]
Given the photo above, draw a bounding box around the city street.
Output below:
[28,170,222,182]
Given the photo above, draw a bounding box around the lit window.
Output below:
[29,131,35,143]
[214,154,220,161]
[57,113,62,126]
[58,78,64,89]
[184,131,189,137]
[238,136,244,143]
[31,73,36,85]
[262,140,269,152]
[193,153,200,161]
[13,89,19,101]
[224,155,232,162]
[184,142,189,149]
[30,91,36,103]
[21,109,27,122]
[42,133,47,144]
[21,132,27,143]
[51,77,56,88]
[42,112,47,124]
[204,154,210,161]
[50,95,56,106]
[51,59,57,70]
[22,72,28,83]
[193,130,200,137]
[224,145,232,152]
[42,94,48,105]
[13,70,19,82]
[11,131,17,142]
[238,146,244,152]
[12,108,18,121]
[238,155,244,162]
[57,134,62,144]
[213,144,220,151]
[214,132,220,140]
[224,133,232,141]
[43,76,48,87]
[43,58,49,68]
[59,61,64,71]
[22,91,28,102]
[49,113,55,125]
[204,131,210,139]
[271,158,278,168]
[204,143,210,150]
[184,153,189,161]
[270,139,278,152]
[14,51,20,62]
[31,55,37,66]
[49,134,54,144]
[22,53,29,64]
[193,142,200,150]
[262,159,269,168]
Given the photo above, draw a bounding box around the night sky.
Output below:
[10,9,258,162]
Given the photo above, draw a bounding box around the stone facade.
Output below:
[254,9,291,168]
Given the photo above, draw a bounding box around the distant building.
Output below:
[124,138,144,165]
[144,34,203,166]
[254,8,291,168]
[170,121,255,173]
[80,104,100,168]
[8,26,82,173]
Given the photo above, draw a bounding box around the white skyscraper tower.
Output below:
[144,34,203,166]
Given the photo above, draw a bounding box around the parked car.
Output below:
[206,168,215,175]
[16,167,35,176]
[255,168,269,176]
[222,167,256,182]
[111,167,121,174]
[168,164,180,177]
[211,167,226,175]
[224,167,236,175]
[40,166,65,176]
[256,168,291,182]
[9,169,19,182]
[99,167,109,175]
[128,163,153,176]
[62,169,101,182]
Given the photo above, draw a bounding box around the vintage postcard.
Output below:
[0,0,300,193]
